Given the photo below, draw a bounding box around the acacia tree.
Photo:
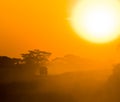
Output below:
[21,49,51,76]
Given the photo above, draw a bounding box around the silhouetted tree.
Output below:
[99,64,120,102]
[0,56,14,68]
[0,56,23,68]
[21,49,51,76]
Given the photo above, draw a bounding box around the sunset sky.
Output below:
[0,0,120,62]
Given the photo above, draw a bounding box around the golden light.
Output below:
[70,0,120,43]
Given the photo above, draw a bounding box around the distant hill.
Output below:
[48,54,113,75]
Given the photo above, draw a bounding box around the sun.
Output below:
[70,0,120,43]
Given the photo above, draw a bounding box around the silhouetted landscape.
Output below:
[1,0,120,102]
[0,49,120,102]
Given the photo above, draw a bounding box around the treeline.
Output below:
[0,49,51,76]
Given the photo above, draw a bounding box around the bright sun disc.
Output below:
[70,0,120,43]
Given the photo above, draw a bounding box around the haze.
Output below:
[1,0,120,102]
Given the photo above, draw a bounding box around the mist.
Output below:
[0,50,120,102]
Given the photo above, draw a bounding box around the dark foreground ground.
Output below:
[0,71,120,102]
[0,80,75,102]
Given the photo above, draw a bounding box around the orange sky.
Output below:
[0,0,120,62]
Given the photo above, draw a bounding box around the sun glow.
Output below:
[70,0,120,43]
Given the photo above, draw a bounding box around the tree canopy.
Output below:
[0,49,52,76]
